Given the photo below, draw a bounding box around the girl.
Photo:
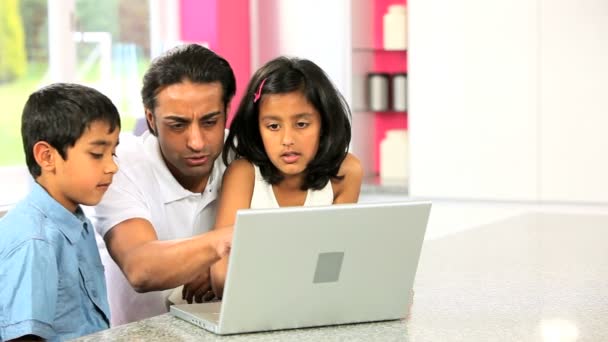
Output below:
[211,56,363,297]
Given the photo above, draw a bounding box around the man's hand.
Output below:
[182,269,215,303]
[181,226,232,303]
[209,225,233,259]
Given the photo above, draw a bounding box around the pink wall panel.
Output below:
[178,0,250,123]
[217,0,251,123]
[179,0,218,48]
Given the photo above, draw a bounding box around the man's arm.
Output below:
[104,219,231,292]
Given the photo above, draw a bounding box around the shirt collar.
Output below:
[28,182,89,244]
[142,131,223,204]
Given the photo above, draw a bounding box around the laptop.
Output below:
[170,201,431,335]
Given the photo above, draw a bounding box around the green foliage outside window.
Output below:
[0,0,27,83]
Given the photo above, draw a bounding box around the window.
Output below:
[0,0,152,207]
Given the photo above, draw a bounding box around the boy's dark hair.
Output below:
[224,56,352,191]
[21,83,121,178]
[141,44,236,134]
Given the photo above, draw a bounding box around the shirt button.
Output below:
[92,290,98,298]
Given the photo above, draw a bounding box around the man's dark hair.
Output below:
[21,83,121,178]
[224,56,352,191]
[141,44,236,134]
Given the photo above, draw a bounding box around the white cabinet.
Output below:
[408,0,539,201]
[409,0,608,203]
[539,0,608,202]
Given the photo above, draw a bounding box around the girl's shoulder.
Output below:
[338,153,363,179]
[224,158,256,180]
[227,157,255,169]
[331,152,363,187]
[330,153,364,203]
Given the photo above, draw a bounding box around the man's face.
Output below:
[146,81,226,193]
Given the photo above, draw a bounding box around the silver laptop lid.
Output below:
[217,201,431,334]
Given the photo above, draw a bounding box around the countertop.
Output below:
[73,212,608,341]
[73,314,409,341]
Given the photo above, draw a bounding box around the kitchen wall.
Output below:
[408,0,608,203]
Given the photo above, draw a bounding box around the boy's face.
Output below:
[52,120,120,212]
[145,81,226,193]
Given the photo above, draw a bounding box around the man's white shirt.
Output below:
[91,131,226,326]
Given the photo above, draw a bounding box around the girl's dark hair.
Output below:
[141,44,236,134]
[224,56,351,190]
[21,83,121,178]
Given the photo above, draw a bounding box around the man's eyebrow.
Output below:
[200,112,222,120]
[164,115,190,122]
[163,112,222,122]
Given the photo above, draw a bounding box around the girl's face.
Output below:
[258,90,321,179]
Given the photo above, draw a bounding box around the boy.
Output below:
[0,83,120,341]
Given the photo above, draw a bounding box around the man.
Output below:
[92,44,235,325]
